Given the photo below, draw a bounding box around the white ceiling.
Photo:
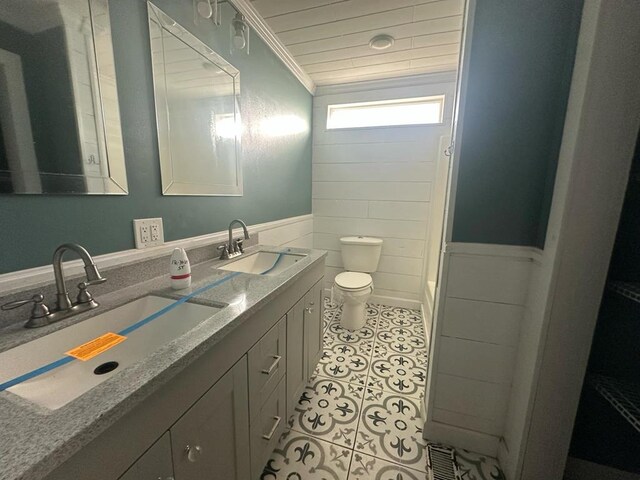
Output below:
[250,0,464,86]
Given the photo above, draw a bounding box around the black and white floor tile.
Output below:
[367,354,427,399]
[289,376,364,449]
[262,430,351,480]
[263,300,506,480]
[316,343,370,386]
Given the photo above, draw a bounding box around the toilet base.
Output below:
[340,301,367,331]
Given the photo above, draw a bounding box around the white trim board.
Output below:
[444,242,542,263]
[229,0,316,94]
[0,214,313,296]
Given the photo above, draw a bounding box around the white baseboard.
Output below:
[420,303,432,348]
[423,419,499,456]
[0,214,313,296]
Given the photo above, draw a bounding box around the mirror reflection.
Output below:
[0,0,127,194]
[148,3,242,196]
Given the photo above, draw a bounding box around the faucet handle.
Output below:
[234,238,244,253]
[76,282,96,305]
[217,244,229,259]
[1,294,50,318]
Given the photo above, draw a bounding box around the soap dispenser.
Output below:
[170,248,191,290]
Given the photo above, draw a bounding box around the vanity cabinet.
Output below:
[47,262,324,480]
[119,433,174,480]
[169,357,250,480]
[248,316,287,419]
[286,297,306,420]
[286,280,324,419]
[304,282,323,380]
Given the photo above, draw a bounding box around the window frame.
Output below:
[325,95,446,131]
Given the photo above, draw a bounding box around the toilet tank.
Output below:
[340,236,383,273]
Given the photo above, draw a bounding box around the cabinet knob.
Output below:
[305,307,314,314]
[185,445,202,463]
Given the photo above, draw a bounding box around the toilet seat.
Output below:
[335,272,372,291]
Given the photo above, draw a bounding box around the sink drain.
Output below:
[94,361,119,375]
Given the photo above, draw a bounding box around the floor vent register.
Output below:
[427,444,462,480]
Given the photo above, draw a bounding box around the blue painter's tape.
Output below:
[260,253,285,276]
[0,356,74,392]
[118,271,241,336]
[0,271,242,392]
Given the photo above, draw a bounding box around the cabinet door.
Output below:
[304,281,324,380]
[286,297,306,420]
[119,432,174,480]
[170,357,250,480]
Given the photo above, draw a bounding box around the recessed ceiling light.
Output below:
[369,34,394,50]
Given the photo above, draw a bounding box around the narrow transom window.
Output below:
[326,95,445,130]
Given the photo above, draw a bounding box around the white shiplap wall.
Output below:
[312,73,456,303]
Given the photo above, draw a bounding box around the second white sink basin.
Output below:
[0,296,223,410]
[218,251,306,276]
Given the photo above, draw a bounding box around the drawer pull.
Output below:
[261,355,282,375]
[262,416,281,440]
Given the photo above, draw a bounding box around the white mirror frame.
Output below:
[148,2,243,196]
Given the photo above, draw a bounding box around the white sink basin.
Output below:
[218,251,306,276]
[0,296,222,410]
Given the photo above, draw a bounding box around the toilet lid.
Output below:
[335,272,372,290]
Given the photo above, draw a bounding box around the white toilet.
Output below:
[333,236,383,331]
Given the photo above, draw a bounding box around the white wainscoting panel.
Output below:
[443,298,522,346]
[424,243,536,455]
[312,76,456,303]
[0,214,314,296]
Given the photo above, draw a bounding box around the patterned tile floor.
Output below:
[261,299,505,480]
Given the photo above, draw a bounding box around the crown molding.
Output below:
[229,0,316,94]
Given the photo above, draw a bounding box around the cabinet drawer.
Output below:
[248,315,287,419]
[250,375,287,478]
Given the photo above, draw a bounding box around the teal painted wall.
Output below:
[0,0,312,273]
[452,0,583,248]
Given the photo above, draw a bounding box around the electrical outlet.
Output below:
[133,218,164,249]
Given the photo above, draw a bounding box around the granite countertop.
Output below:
[0,245,326,480]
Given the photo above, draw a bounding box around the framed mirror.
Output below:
[0,0,127,194]
[148,3,242,196]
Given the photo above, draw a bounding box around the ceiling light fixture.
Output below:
[369,34,394,50]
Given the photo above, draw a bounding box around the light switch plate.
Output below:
[133,218,164,249]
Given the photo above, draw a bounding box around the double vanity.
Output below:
[0,244,326,480]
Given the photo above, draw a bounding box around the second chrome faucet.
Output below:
[218,219,250,260]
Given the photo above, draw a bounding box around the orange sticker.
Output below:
[65,332,126,361]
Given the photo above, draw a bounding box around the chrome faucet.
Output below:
[2,243,106,328]
[218,219,250,260]
[53,243,106,311]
